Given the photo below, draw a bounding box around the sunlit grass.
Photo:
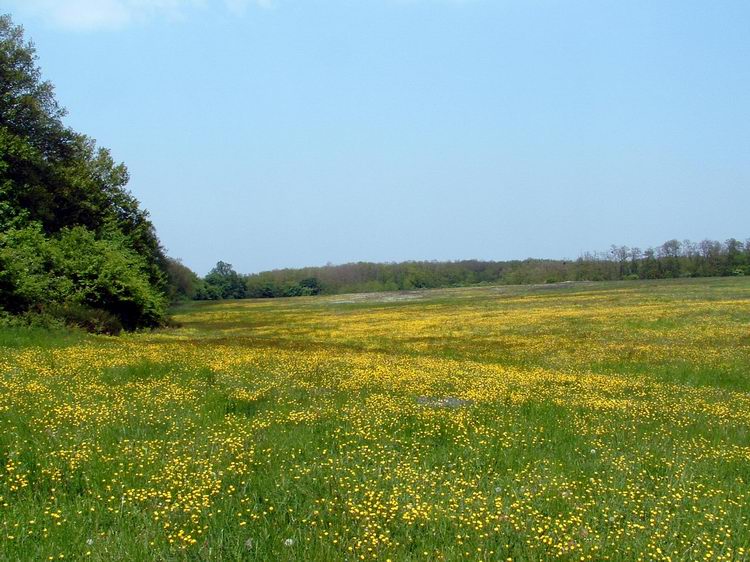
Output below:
[1,278,749,560]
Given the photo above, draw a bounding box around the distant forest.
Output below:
[178,238,750,301]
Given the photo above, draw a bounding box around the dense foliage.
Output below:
[198,237,749,300]
[199,261,247,300]
[164,257,204,302]
[0,14,178,331]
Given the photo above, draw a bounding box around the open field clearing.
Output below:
[1,278,750,561]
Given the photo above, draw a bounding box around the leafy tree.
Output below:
[299,277,322,295]
[0,223,165,329]
[0,14,173,329]
[0,224,65,313]
[165,258,203,301]
[194,283,222,301]
[53,227,166,328]
[204,261,246,300]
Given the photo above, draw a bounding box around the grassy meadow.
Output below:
[1,277,749,561]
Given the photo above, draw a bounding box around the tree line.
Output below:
[190,237,749,301]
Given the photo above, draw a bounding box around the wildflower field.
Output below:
[1,278,749,561]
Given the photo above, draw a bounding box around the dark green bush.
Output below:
[0,223,166,330]
[45,303,123,335]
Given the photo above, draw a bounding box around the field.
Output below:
[1,278,749,561]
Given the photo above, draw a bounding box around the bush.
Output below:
[0,223,166,330]
[46,303,123,335]
[194,283,222,300]
[0,309,65,330]
[54,227,166,328]
[299,277,322,295]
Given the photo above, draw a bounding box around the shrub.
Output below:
[45,303,123,335]
[0,223,166,330]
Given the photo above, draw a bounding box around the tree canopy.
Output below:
[0,14,181,331]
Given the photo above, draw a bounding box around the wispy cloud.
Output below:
[1,0,477,31]
[0,0,273,31]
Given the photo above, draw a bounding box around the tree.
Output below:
[658,240,682,278]
[204,261,246,299]
[610,245,630,277]
[165,258,203,301]
[639,248,661,279]
[0,14,171,329]
[724,238,745,274]
[0,223,165,329]
[299,277,322,295]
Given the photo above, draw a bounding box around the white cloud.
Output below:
[0,0,273,31]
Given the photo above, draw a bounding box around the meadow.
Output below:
[1,277,749,561]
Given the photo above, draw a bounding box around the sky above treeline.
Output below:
[2,0,748,275]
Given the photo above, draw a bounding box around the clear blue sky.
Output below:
[2,0,748,275]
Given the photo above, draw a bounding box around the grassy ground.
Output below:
[1,277,749,561]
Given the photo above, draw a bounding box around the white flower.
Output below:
[590,448,596,454]
[86,538,94,546]
[284,538,294,547]
[244,538,254,550]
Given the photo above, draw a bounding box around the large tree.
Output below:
[0,14,172,329]
[203,261,246,300]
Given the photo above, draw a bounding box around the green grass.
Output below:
[1,277,749,560]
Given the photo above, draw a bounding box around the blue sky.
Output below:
[2,0,749,275]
